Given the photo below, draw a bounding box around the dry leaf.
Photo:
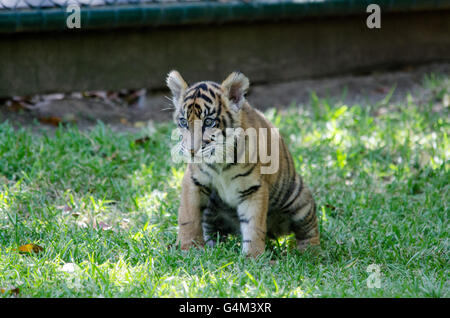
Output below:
[134,136,150,145]
[7,100,28,112]
[17,243,44,254]
[71,212,81,218]
[83,90,108,100]
[38,116,63,127]
[0,287,20,296]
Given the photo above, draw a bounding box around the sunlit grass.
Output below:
[0,76,448,297]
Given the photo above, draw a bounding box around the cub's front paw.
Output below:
[178,237,205,251]
[242,240,265,258]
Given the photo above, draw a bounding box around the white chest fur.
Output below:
[193,164,244,208]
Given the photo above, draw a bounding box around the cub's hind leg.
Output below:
[202,207,219,247]
[287,186,320,251]
[291,201,320,251]
[202,191,237,247]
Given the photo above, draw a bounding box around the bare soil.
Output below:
[1,62,449,133]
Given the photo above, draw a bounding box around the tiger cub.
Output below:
[167,70,319,257]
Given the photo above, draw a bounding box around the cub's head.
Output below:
[166,70,250,160]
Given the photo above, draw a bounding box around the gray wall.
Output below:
[1,10,449,97]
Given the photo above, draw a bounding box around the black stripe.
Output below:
[272,174,288,207]
[198,165,211,177]
[270,142,290,204]
[226,111,234,127]
[206,163,219,173]
[217,99,222,116]
[224,162,237,171]
[231,164,256,180]
[299,208,317,234]
[277,144,295,204]
[191,176,211,195]
[221,115,229,129]
[194,104,202,117]
[291,200,312,221]
[192,83,208,92]
[203,103,211,116]
[199,94,213,104]
[280,177,304,211]
[208,88,217,99]
[269,166,284,206]
[238,184,261,202]
[185,87,200,100]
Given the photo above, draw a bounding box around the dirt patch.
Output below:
[1,62,449,133]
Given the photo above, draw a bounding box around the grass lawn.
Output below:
[0,75,448,297]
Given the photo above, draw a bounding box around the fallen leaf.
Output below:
[17,243,44,254]
[83,90,108,100]
[9,287,20,296]
[0,287,20,296]
[134,136,150,145]
[7,100,28,112]
[38,116,63,127]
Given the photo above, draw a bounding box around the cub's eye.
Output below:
[204,118,215,128]
[178,118,188,128]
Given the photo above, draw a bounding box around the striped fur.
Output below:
[167,70,319,257]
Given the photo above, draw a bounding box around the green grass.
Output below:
[0,77,449,297]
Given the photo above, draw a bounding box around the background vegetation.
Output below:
[0,75,448,297]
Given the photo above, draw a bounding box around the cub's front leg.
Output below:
[237,183,268,257]
[177,166,206,250]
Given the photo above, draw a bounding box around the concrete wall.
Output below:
[0,10,449,97]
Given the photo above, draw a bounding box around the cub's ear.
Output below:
[166,70,188,105]
[221,72,249,111]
